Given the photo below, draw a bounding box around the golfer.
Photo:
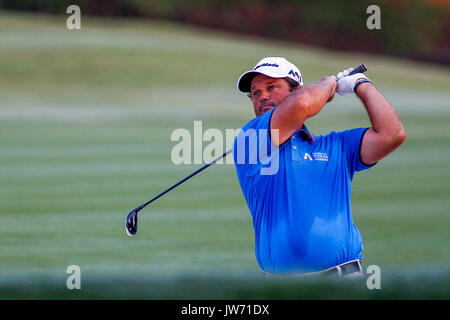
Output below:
[233,57,406,277]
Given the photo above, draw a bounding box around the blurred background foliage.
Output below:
[1,0,449,65]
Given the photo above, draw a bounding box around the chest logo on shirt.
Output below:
[304,152,329,161]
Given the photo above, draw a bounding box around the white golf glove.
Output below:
[332,67,371,96]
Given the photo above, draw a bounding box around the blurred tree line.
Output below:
[1,0,448,65]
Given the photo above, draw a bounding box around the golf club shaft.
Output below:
[136,148,232,212]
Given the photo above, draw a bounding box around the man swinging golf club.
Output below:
[233,57,406,277]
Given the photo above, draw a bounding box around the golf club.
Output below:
[125,149,232,236]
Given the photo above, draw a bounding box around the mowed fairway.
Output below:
[0,12,449,299]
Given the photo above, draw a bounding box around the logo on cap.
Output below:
[288,69,301,80]
[254,63,279,70]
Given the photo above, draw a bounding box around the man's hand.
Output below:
[333,68,370,96]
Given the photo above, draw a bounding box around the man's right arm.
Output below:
[270,76,336,146]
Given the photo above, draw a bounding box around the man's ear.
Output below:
[291,84,302,92]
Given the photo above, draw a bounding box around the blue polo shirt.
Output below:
[233,108,376,274]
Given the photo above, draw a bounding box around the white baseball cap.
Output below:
[237,57,303,93]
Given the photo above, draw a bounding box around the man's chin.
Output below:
[261,106,274,114]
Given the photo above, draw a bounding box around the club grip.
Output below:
[349,64,368,76]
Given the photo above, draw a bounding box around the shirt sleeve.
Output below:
[233,108,278,177]
[337,127,377,173]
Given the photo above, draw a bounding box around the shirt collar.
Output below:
[298,124,315,142]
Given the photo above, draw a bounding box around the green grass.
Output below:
[0,11,449,299]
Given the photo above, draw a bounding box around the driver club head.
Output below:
[125,208,139,236]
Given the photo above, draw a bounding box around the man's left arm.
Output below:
[355,82,407,165]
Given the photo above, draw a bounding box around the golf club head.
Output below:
[125,208,139,236]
